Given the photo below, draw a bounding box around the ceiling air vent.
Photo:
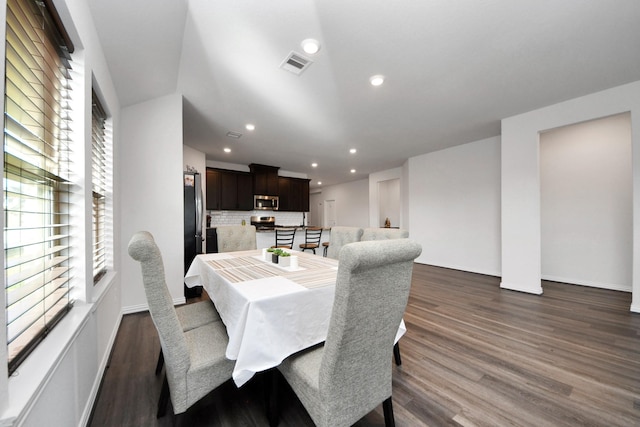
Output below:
[280,51,313,75]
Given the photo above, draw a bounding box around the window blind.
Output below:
[91,90,107,284]
[4,0,74,374]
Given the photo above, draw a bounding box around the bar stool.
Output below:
[299,227,323,254]
[272,228,297,249]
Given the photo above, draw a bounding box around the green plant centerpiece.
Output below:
[270,248,291,264]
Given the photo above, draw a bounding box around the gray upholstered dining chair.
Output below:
[155,300,221,375]
[325,226,363,259]
[361,226,410,366]
[216,225,257,252]
[154,227,234,375]
[361,227,409,241]
[270,238,422,427]
[128,231,235,420]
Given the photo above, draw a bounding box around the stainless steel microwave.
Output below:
[254,195,279,210]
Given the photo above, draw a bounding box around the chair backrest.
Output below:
[319,239,422,426]
[326,226,363,259]
[216,225,257,252]
[127,231,190,399]
[361,227,409,241]
[274,228,296,249]
[303,227,323,245]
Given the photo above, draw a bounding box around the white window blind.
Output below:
[4,0,75,374]
[91,91,107,284]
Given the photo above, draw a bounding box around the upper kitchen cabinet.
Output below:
[250,164,279,195]
[207,168,253,211]
[278,176,310,212]
[221,170,253,210]
[278,177,289,210]
[206,168,221,210]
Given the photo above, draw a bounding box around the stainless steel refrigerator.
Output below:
[184,171,203,298]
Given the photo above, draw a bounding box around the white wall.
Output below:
[540,113,632,291]
[120,94,185,312]
[309,191,323,227]
[317,179,369,228]
[501,80,640,312]
[184,145,206,176]
[408,137,502,276]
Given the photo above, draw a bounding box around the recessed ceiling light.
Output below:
[349,148,357,154]
[301,39,320,55]
[311,162,318,168]
[223,147,231,153]
[245,123,255,131]
[350,169,356,173]
[317,181,322,185]
[369,75,385,86]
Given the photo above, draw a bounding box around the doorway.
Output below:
[539,112,632,291]
[324,199,336,227]
[377,179,400,228]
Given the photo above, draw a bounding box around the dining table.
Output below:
[184,249,406,387]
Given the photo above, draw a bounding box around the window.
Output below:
[91,91,107,284]
[4,0,75,374]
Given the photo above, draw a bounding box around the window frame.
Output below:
[91,90,108,285]
[3,0,75,375]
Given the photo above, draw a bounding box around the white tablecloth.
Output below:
[185,250,406,386]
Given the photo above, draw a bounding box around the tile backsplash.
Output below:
[208,210,306,227]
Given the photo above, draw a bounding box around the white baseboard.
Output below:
[500,281,544,295]
[121,303,149,315]
[541,274,632,292]
[413,260,501,278]
[122,296,187,315]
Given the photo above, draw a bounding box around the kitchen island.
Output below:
[256,227,330,255]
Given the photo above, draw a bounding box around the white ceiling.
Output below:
[87,0,640,188]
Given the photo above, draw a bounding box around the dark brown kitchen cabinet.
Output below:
[278,176,310,212]
[301,179,310,212]
[205,168,221,210]
[236,172,254,210]
[250,164,279,195]
[207,168,253,211]
[206,228,218,253]
[277,176,290,210]
[220,170,253,210]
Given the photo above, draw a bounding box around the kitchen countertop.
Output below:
[206,225,330,232]
[255,226,330,232]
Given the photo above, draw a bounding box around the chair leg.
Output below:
[265,369,280,427]
[383,397,395,427]
[174,412,188,427]
[393,342,402,366]
[157,373,170,418]
[155,349,164,375]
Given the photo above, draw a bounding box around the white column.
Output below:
[501,81,640,309]
[500,115,543,294]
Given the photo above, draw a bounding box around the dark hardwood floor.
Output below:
[88,264,640,426]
